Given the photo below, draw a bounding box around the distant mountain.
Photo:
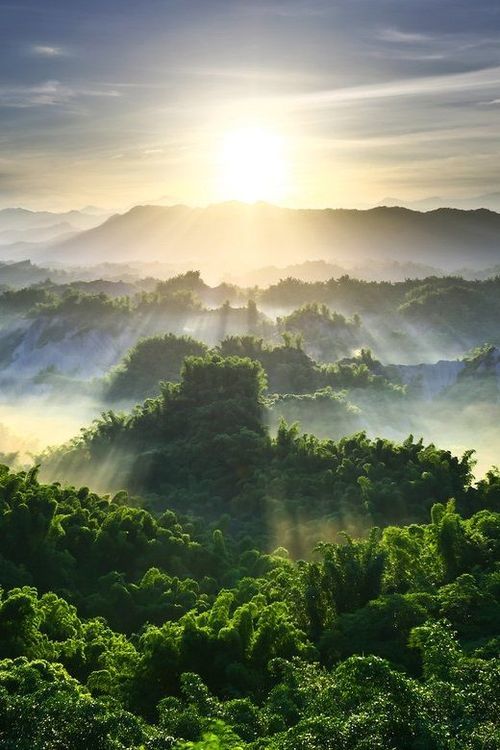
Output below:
[227,258,443,286]
[79,205,113,216]
[226,260,348,286]
[0,241,48,261]
[0,259,54,288]
[39,202,500,274]
[0,207,109,232]
[379,193,500,212]
[0,222,78,246]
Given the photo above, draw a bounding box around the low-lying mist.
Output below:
[0,264,498,514]
[0,392,104,466]
[6,370,494,491]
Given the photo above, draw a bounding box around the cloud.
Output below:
[30,45,65,57]
[373,27,500,64]
[278,65,500,110]
[0,80,121,108]
[377,28,433,44]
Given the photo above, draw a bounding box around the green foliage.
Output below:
[1,272,500,747]
[277,303,361,361]
[43,355,479,548]
[0,463,258,632]
[35,288,133,318]
[0,658,147,749]
[0,453,498,747]
[0,286,55,314]
[106,333,208,402]
[268,387,361,440]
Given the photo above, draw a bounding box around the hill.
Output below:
[42,353,479,546]
[0,207,107,232]
[42,203,500,273]
[379,191,500,212]
[3,353,500,747]
[226,258,443,286]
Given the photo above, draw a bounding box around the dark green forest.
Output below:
[44,355,478,540]
[0,459,499,748]
[0,271,499,749]
[0,353,492,749]
[5,271,500,371]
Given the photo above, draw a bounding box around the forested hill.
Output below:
[0,461,498,747]
[46,203,500,268]
[4,337,500,750]
[42,353,496,550]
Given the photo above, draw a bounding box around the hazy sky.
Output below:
[1,0,500,210]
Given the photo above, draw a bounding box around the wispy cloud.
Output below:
[30,44,65,57]
[0,0,499,208]
[377,28,433,44]
[374,26,500,66]
[280,65,500,110]
[0,80,121,108]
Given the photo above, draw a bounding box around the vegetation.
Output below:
[0,270,499,748]
[44,354,490,548]
[0,460,498,748]
[4,271,500,385]
[106,333,401,408]
[277,303,362,361]
[0,285,55,314]
[106,334,208,402]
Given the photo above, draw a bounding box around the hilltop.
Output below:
[31,203,500,272]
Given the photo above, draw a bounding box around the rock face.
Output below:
[393,346,500,399]
[392,360,465,399]
[0,318,139,399]
[0,306,268,393]
[2,320,135,379]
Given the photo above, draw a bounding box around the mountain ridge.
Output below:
[46,202,500,271]
[3,202,500,273]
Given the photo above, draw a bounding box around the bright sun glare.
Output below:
[216,126,288,203]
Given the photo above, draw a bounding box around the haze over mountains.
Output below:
[2,202,500,280]
[378,192,500,213]
[0,207,110,247]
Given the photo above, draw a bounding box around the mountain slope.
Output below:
[0,221,78,246]
[0,207,107,231]
[379,191,500,212]
[45,203,500,271]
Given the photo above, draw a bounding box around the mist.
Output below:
[0,253,498,490]
[0,393,105,467]
[2,206,500,498]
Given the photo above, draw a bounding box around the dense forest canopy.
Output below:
[42,354,489,546]
[0,267,498,749]
[0,462,498,748]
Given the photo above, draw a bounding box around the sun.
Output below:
[215,125,288,203]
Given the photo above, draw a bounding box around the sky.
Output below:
[0,0,500,211]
